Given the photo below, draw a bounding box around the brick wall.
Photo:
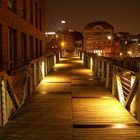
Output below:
[0,0,46,70]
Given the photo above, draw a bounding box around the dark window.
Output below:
[39,40,42,56]
[8,28,17,69]
[0,24,2,69]
[21,33,27,64]
[8,0,16,11]
[21,0,26,19]
[29,36,34,59]
[30,0,33,24]
[35,3,38,28]
[39,8,42,30]
[35,38,38,57]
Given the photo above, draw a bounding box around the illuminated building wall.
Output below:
[84,21,114,56]
[58,30,75,50]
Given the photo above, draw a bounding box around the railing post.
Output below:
[54,55,56,65]
[82,52,84,62]
[33,63,37,87]
[62,49,65,56]
[106,63,110,88]
[80,51,82,60]
[38,61,42,82]
[59,51,61,59]
[29,64,33,92]
[0,78,2,127]
[101,61,105,82]
[94,57,98,77]
[45,58,48,75]
[112,66,117,96]
[90,57,93,71]
[136,70,140,122]
[1,79,8,125]
[97,59,100,78]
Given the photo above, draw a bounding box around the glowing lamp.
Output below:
[61,42,65,47]
[107,35,112,40]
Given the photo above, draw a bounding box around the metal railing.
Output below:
[0,50,63,127]
[80,51,140,123]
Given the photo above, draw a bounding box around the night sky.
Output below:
[45,0,140,34]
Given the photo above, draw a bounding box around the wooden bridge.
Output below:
[0,50,140,139]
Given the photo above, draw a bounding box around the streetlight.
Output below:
[127,51,132,57]
[61,20,66,24]
[61,20,66,31]
[107,35,112,40]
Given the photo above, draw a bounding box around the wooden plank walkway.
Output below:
[0,52,140,140]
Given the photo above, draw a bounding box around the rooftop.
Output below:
[84,21,114,30]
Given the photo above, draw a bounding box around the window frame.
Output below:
[30,0,33,24]
[8,0,16,12]
[35,2,38,28]
[8,27,17,69]
[39,8,42,30]
[21,32,27,64]
[39,40,42,56]
[29,36,34,59]
[35,38,38,58]
[21,0,26,19]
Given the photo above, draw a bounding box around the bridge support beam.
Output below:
[112,66,117,96]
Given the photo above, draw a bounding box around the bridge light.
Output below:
[41,61,45,78]
[113,124,127,129]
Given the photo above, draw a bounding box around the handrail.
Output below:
[81,50,140,123]
[83,51,139,73]
[0,50,62,127]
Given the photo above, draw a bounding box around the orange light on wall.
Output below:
[61,42,65,47]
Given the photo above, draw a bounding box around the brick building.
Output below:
[58,30,75,51]
[0,0,45,70]
[84,21,114,56]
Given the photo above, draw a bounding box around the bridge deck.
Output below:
[0,52,140,140]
